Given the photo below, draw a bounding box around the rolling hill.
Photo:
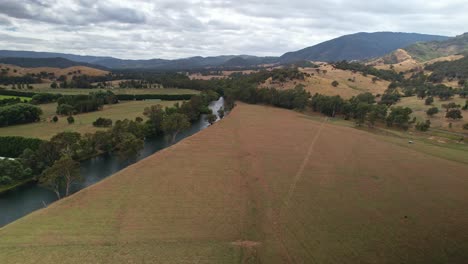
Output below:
[280,32,449,63]
[0,50,113,64]
[404,32,468,61]
[368,33,468,76]
[1,103,467,263]
[0,64,109,78]
[0,57,107,69]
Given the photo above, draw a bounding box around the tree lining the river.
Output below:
[0,90,220,197]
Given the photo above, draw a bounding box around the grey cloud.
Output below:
[0,0,147,25]
[0,0,466,59]
[0,15,12,26]
[0,32,45,44]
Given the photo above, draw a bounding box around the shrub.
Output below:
[425,96,434,105]
[52,116,58,122]
[93,117,112,127]
[0,103,42,127]
[463,123,468,130]
[0,136,44,158]
[415,120,431,132]
[446,109,463,120]
[31,93,62,104]
[331,80,339,87]
[57,104,75,115]
[67,116,75,124]
[426,107,439,117]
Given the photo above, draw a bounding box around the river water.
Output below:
[0,97,224,227]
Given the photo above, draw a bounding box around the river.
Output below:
[0,97,225,227]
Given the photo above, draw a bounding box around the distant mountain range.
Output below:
[0,32,456,70]
[280,32,449,63]
[0,57,108,69]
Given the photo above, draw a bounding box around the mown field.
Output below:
[0,100,180,139]
[1,103,467,263]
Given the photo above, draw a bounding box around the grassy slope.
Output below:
[395,96,468,132]
[0,100,180,139]
[261,64,390,99]
[1,103,468,263]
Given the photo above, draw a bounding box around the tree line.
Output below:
[0,103,42,127]
[56,91,118,115]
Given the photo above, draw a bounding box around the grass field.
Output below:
[0,95,31,101]
[0,100,180,139]
[1,103,468,263]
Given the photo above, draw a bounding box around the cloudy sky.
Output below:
[0,0,466,59]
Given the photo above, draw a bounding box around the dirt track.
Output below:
[1,103,468,263]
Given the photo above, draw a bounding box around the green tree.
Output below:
[52,116,59,123]
[50,132,81,157]
[367,104,388,127]
[162,113,190,143]
[442,102,460,112]
[425,96,434,105]
[331,80,339,87]
[217,108,225,119]
[143,105,165,136]
[114,133,144,161]
[386,107,413,130]
[39,156,81,199]
[0,159,32,186]
[426,107,439,117]
[205,113,217,125]
[446,109,463,120]
[67,116,75,124]
[416,120,431,131]
[352,92,376,104]
[354,103,371,126]
[57,104,75,115]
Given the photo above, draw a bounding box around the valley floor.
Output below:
[0,100,180,139]
[1,103,468,263]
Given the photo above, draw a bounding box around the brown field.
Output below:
[0,64,108,78]
[260,64,390,98]
[1,103,468,263]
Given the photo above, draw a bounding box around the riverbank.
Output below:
[0,179,35,194]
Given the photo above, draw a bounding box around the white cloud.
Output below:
[0,0,466,59]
